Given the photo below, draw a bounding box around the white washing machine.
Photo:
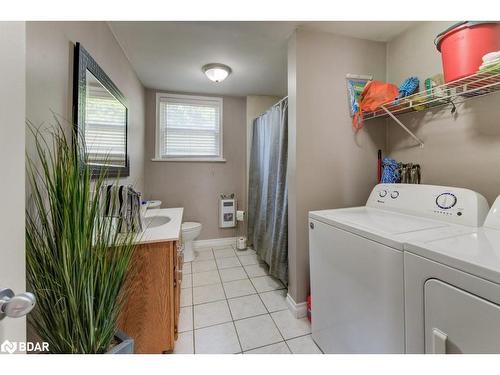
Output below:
[308,183,489,354]
[405,195,500,354]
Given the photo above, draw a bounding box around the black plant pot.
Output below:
[106,330,134,354]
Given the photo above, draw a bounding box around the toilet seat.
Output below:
[182,222,201,232]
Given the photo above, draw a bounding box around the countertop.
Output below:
[134,207,184,245]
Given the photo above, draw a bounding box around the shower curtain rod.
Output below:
[272,96,288,107]
[255,96,288,119]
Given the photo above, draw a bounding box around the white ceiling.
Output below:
[109,21,420,97]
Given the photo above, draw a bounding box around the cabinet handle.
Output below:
[177,269,183,283]
[431,328,448,354]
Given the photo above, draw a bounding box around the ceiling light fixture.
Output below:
[202,63,232,83]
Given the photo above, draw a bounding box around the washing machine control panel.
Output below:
[379,190,388,198]
[377,188,400,201]
[378,189,400,199]
[367,184,489,227]
[390,191,399,199]
[436,192,457,210]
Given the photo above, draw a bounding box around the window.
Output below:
[155,93,224,161]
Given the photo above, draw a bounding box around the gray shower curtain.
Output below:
[247,99,288,285]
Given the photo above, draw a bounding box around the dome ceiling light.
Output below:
[202,63,232,83]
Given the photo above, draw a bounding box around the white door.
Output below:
[0,21,27,353]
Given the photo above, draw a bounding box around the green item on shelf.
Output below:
[479,61,500,74]
[424,74,444,98]
[413,95,428,111]
[424,78,433,92]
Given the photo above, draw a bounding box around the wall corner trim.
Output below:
[286,293,307,319]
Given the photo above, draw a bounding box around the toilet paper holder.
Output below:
[236,210,247,250]
[236,210,245,222]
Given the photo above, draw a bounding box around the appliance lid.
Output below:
[405,228,500,285]
[403,225,478,243]
[309,207,448,249]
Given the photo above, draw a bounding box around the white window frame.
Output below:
[154,92,225,162]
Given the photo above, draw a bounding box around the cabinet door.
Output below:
[118,240,175,353]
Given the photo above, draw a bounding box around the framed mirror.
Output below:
[72,42,129,177]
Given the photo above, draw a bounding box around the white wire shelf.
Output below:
[363,69,500,147]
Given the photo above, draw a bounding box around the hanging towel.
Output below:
[100,184,144,233]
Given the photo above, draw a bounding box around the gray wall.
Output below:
[287,29,387,304]
[26,21,146,192]
[386,22,500,204]
[0,21,26,346]
[144,89,247,240]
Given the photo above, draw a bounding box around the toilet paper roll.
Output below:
[236,210,245,221]
[237,237,247,250]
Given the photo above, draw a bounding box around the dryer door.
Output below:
[424,279,500,353]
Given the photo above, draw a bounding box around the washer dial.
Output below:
[436,193,457,210]
[379,190,388,198]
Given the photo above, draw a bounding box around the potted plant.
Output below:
[25,121,136,354]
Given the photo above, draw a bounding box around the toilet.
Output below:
[181,222,202,262]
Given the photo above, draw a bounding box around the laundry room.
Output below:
[305,22,500,354]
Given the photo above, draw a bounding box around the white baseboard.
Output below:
[193,237,238,249]
[286,293,308,319]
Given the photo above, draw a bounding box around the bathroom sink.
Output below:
[144,215,171,228]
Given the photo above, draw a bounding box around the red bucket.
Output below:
[435,22,500,82]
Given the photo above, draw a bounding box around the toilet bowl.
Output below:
[181,222,202,262]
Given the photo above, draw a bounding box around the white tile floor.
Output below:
[174,244,322,354]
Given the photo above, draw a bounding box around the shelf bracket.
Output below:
[381,105,424,148]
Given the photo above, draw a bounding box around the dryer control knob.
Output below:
[379,190,388,198]
[436,193,457,210]
[391,191,399,199]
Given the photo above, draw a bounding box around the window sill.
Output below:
[151,157,227,163]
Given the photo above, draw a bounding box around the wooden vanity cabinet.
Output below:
[118,240,183,353]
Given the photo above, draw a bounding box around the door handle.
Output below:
[0,288,36,320]
[431,328,448,354]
